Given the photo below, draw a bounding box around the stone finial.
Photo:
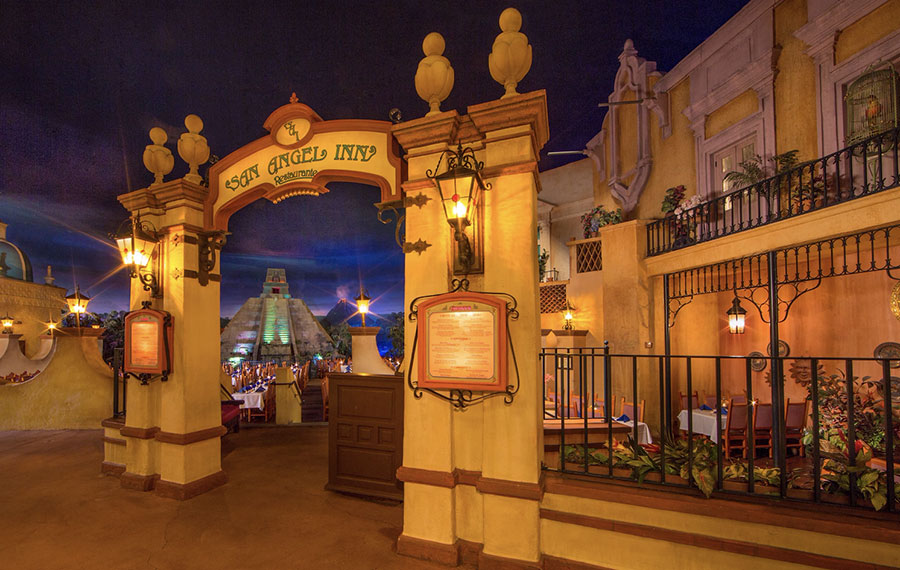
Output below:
[142,127,174,186]
[489,8,532,99]
[177,114,210,185]
[44,265,55,286]
[415,32,455,116]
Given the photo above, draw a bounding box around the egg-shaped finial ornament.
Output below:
[489,7,532,99]
[177,114,210,185]
[415,32,455,117]
[143,127,174,186]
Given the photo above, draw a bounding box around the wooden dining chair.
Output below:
[703,394,719,408]
[680,391,699,410]
[619,398,645,422]
[724,399,750,458]
[591,393,615,418]
[566,394,583,418]
[784,398,808,457]
[729,394,748,404]
[753,402,774,458]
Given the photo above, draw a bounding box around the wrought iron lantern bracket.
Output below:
[197,230,228,286]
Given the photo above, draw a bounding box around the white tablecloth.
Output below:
[677,409,727,442]
[232,391,265,411]
[621,421,653,445]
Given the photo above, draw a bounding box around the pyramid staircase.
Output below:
[301,378,324,422]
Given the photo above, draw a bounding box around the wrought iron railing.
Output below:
[111,347,126,417]
[540,347,899,515]
[647,126,900,256]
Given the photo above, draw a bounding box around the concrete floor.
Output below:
[0,426,448,570]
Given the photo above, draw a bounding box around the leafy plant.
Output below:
[538,248,550,279]
[803,427,890,510]
[661,185,686,215]
[580,206,623,238]
[724,150,799,189]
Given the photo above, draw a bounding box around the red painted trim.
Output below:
[476,476,543,501]
[396,466,457,488]
[396,535,459,566]
[539,508,897,570]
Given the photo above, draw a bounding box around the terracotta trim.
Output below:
[154,470,227,501]
[101,417,125,429]
[100,461,125,476]
[396,466,457,488]
[396,535,459,566]
[478,550,542,569]
[120,472,159,492]
[155,425,226,445]
[102,436,126,446]
[348,326,381,336]
[542,555,614,570]
[476,475,543,501]
[543,473,900,544]
[458,539,481,565]
[120,426,160,440]
[456,469,481,486]
[540,508,896,570]
[550,330,589,337]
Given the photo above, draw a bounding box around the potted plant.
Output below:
[580,205,623,239]
[538,248,549,281]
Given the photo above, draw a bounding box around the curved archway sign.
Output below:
[206,98,404,231]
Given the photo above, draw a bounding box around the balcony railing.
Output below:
[647,126,900,256]
[540,347,899,515]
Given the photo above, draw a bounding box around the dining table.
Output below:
[231,389,266,411]
[677,408,727,442]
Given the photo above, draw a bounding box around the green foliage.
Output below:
[723,149,799,188]
[580,206,623,238]
[98,311,126,363]
[661,185,686,215]
[538,248,550,278]
[805,426,890,511]
[325,322,351,358]
[385,312,405,360]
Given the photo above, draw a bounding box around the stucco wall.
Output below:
[0,331,112,429]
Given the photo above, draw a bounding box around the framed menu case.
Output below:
[416,291,508,392]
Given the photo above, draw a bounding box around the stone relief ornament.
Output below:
[415,32,454,117]
[143,127,174,186]
[489,8,532,99]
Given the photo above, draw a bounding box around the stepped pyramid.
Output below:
[220,268,333,362]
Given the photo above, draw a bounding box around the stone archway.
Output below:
[110,98,405,499]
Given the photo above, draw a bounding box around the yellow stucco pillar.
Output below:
[117,179,226,499]
[393,91,549,566]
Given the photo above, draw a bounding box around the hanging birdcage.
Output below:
[844,63,899,153]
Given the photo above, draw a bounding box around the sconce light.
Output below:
[112,214,160,297]
[427,142,490,274]
[1,314,15,334]
[355,288,371,327]
[727,296,747,334]
[562,299,576,330]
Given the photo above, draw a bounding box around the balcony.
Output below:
[647,127,900,256]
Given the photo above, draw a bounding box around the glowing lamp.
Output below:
[66,286,91,316]
[111,214,160,297]
[355,289,371,327]
[562,300,576,330]
[727,296,747,334]
[428,143,489,273]
[1,314,14,334]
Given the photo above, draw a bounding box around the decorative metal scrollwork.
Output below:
[197,231,227,286]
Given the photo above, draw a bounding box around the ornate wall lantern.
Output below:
[727,296,747,334]
[355,288,371,327]
[112,214,160,297]
[427,143,490,274]
[1,314,15,334]
[562,299,576,330]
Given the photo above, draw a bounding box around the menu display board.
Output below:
[124,308,173,375]
[417,292,507,391]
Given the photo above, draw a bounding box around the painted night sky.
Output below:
[1,1,745,317]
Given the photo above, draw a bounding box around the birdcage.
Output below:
[844,63,899,152]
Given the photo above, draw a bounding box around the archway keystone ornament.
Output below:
[206,97,405,231]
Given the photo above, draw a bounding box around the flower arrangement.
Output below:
[672,194,702,216]
[580,206,623,238]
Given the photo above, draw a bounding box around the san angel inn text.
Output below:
[224,143,379,191]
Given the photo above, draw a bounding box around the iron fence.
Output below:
[647,126,900,256]
[111,347,126,417]
[540,347,899,515]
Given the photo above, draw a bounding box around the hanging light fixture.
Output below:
[355,288,371,327]
[427,142,490,274]
[727,296,747,334]
[112,214,160,297]
[562,299,576,330]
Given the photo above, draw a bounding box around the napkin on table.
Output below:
[615,414,630,422]
[699,404,713,411]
